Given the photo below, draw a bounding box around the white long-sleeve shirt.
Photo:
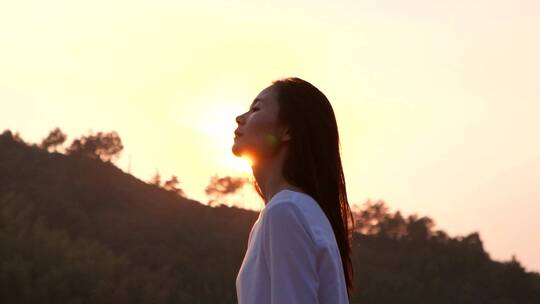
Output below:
[236,189,349,304]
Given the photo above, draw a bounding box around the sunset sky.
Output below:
[1,0,539,272]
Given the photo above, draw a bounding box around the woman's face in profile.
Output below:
[232,85,286,162]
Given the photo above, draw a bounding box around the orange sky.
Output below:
[1,0,539,272]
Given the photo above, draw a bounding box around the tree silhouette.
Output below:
[40,127,67,152]
[205,175,249,207]
[163,175,185,197]
[150,170,161,187]
[352,199,438,241]
[353,199,390,235]
[378,210,408,239]
[66,130,123,163]
[1,129,26,144]
[405,214,435,241]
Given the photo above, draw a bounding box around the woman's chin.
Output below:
[231,142,244,157]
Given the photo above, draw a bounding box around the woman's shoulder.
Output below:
[265,188,316,209]
[263,189,336,248]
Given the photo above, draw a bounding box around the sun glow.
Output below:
[242,154,254,167]
[223,154,253,174]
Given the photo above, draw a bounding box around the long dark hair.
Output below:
[253,77,355,300]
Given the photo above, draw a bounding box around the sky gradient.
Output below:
[1,0,539,272]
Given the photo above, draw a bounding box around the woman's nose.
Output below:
[236,114,243,124]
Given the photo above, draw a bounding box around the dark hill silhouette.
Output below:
[1,129,539,303]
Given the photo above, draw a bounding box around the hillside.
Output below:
[1,129,539,303]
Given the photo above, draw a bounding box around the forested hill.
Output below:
[1,129,539,304]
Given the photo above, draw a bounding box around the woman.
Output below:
[232,77,354,303]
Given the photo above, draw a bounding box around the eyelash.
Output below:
[251,107,259,112]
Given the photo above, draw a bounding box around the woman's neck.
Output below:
[251,147,302,205]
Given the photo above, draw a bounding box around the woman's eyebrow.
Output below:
[250,98,262,107]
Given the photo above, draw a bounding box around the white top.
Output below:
[236,189,349,304]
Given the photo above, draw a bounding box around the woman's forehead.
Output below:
[252,86,278,106]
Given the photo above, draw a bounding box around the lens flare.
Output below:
[264,133,278,146]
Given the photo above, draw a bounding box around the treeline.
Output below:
[1,129,539,303]
[350,200,540,303]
